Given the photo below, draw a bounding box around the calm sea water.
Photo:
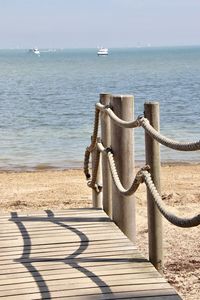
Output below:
[0,47,199,170]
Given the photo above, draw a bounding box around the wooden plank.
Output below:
[0,265,157,284]
[0,242,136,257]
[0,227,125,239]
[0,252,146,267]
[0,276,165,295]
[0,280,172,297]
[0,287,179,300]
[0,256,152,273]
[0,234,128,248]
[0,222,116,233]
[0,232,129,247]
[0,246,140,262]
[0,277,167,295]
[0,240,135,255]
[50,295,180,300]
[0,261,152,276]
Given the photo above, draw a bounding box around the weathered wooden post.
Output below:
[100,93,112,217]
[144,102,163,273]
[91,139,103,209]
[111,95,136,242]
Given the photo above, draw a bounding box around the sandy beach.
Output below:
[0,164,199,300]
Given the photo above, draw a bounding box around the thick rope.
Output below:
[87,147,102,193]
[84,107,100,180]
[97,141,150,196]
[94,103,200,150]
[96,103,200,150]
[84,102,141,183]
[97,141,200,227]
[107,152,150,196]
[140,117,200,151]
[96,103,141,128]
[142,170,200,228]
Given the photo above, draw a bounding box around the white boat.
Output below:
[97,47,108,56]
[29,48,40,55]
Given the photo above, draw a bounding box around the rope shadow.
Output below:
[10,209,116,299]
[45,210,113,295]
[11,212,51,299]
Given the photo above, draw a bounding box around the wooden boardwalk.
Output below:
[0,208,181,300]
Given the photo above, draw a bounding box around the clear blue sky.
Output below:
[0,0,200,48]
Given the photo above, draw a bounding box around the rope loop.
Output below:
[86,145,101,191]
[104,104,112,110]
[136,114,145,126]
[87,181,102,193]
[135,165,151,185]
[83,107,100,180]
[105,147,113,154]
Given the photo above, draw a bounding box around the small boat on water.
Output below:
[97,47,108,56]
[29,48,40,55]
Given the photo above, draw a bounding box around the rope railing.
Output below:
[84,102,200,225]
[84,103,142,182]
[97,141,150,196]
[96,103,141,128]
[142,170,200,228]
[84,101,200,205]
[140,117,200,151]
[84,102,200,182]
[92,102,200,150]
[84,95,199,272]
[84,107,100,180]
[87,145,102,193]
[96,140,200,228]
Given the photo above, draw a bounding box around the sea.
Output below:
[0,46,199,171]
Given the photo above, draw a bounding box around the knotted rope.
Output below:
[84,107,100,180]
[86,145,102,193]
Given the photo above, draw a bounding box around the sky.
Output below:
[0,0,200,49]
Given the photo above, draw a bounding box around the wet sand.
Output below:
[0,164,199,299]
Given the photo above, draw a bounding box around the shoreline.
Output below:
[0,160,199,173]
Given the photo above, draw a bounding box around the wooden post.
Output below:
[92,140,103,209]
[111,95,136,242]
[100,93,112,217]
[144,102,163,273]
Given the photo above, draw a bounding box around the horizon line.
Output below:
[0,44,200,50]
